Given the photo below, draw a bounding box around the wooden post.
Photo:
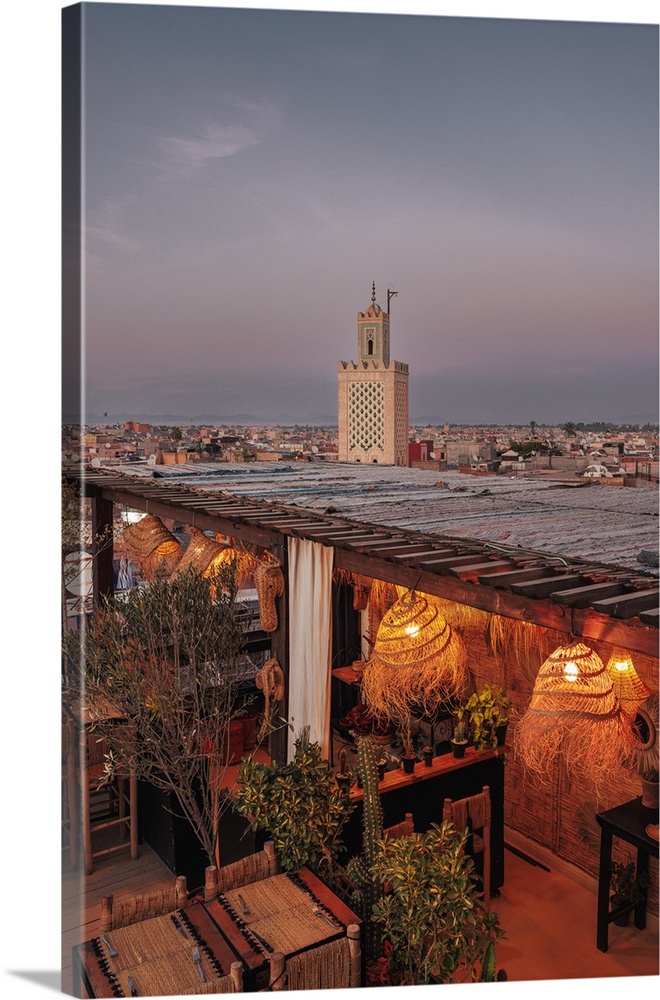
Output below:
[91,494,114,606]
[230,961,244,992]
[347,924,362,989]
[175,875,188,908]
[268,541,289,765]
[81,733,93,875]
[264,839,279,875]
[65,719,78,867]
[204,865,218,902]
[269,952,286,991]
[99,895,113,934]
[129,773,139,860]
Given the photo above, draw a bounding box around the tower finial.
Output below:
[371,281,376,306]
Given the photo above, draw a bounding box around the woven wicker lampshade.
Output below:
[120,514,181,579]
[516,639,637,786]
[605,649,651,718]
[172,526,228,578]
[362,589,470,728]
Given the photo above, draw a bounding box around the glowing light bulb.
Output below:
[614,660,628,672]
[564,661,579,683]
[405,624,419,637]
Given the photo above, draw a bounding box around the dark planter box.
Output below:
[138,782,261,892]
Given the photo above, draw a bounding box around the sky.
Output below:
[61,0,659,426]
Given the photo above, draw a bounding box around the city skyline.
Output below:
[65,2,658,427]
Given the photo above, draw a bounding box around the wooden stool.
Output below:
[78,729,138,875]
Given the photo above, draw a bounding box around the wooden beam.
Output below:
[639,608,659,626]
[331,547,658,658]
[550,582,628,608]
[478,566,563,587]
[510,574,589,598]
[420,553,488,570]
[365,542,443,558]
[391,548,454,562]
[591,589,660,619]
[449,560,515,580]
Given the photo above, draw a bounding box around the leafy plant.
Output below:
[233,737,355,881]
[63,564,248,866]
[370,821,504,985]
[610,857,648,904]
[456,684,512,751]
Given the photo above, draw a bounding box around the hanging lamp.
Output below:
[362,588,470,727]
[516,639,637,786]
[605,649,651,718]
[121,513,181,579]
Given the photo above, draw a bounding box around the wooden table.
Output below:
[205,867,362,990]
[595,796,659,952]
[74,902,241,998]
[74,869,361,996]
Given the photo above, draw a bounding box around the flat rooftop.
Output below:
[117,461,658,577]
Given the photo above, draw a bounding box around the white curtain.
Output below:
[286,536,334,761]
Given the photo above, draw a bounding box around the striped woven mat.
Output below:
[220,872,345,957]
[92,910,226,997]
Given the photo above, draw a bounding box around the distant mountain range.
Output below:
[67,410,657,429]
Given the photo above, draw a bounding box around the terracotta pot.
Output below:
[641,777,659,810]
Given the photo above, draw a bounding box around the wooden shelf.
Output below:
[332,665,364,685]
[348,744,507,802]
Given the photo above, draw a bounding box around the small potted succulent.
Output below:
[335,748,353,794]
[450,719,469,758]
[423,745,434,767]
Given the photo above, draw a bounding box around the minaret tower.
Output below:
[337,282,409,465]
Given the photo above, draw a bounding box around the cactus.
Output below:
[343,737,384,962]
[479,941,507,982]
[338,748,348,775]
[357,737,383,866]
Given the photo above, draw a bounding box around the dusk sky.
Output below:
[71,1,658,425]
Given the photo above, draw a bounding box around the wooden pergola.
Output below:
[65,466,659,760]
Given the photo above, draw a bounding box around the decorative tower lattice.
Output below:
[337,282,409,466]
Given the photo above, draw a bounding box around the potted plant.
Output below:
[398,718,417,774]
[335,748,353,794]
[450,718,469,758]
[456,684,512,751]
[423,745,434,767]
[63,565,250,870]
[234,737,356,883]
[370,821,504,985]
[639,766,659,810]
[609,857,649,926]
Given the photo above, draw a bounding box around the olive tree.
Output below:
[64,564,251,867]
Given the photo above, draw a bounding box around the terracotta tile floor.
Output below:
[492,846,659,983]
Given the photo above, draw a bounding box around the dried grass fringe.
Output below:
[284,937,351,991]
